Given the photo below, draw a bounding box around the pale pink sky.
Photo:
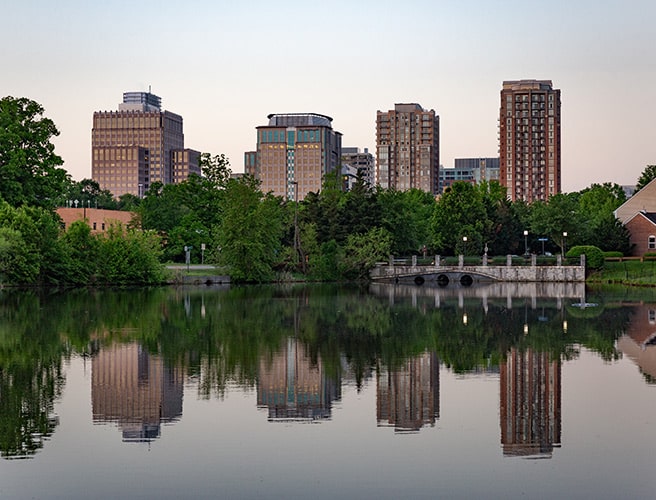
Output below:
[2,0,654,192]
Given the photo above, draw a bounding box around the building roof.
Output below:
[615,177,656,224]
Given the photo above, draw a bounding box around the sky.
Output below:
[2,0,654,193]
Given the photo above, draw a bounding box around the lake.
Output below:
[1,283,655,499]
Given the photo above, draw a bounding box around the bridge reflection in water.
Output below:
[369,281,587,312]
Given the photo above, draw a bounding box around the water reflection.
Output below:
[91,343,183,442]
[377,351,440,433]
[257,338,341,421]
[617,303,656,383]
[0,282,648,462]
[500,348,561,458]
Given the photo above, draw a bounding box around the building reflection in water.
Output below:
[617,304,656,382]
[500,348,561,458]
[92,343,184,442]
[257,338,341,421]
[377,352,440,433]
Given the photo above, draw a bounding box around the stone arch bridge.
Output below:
[370,255,586,286]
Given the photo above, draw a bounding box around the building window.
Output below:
[649,235,656,249]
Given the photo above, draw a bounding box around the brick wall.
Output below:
[625,214,656,256]
[56,208,135,233]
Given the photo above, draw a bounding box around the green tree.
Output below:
[341,227,393,279]
[379,188,434,255]
[64,178,117,210]
[430,182,487,255]
[577,183,629,252]
[530,193,581,256]
[0,96,69,207]
[635,164,656,192]
[61,220,100,284]
[95,223,165,285]
[199,153,231,187]
[213,176,286,282]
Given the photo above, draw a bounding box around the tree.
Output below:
[635,165,656,193]
[199,153,231,187]
[64,178,116,209]
[0,96,69,207]
[530,193,581,255]
[430,182,487,255]
[212,176,286,282]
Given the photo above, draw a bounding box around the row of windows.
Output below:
[260,129,323,144]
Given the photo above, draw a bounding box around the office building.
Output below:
[499,80,561,202]
[376,103,440,194]
[92,91,200,198]
[245,113,342,201]
[341,147,376,187]
[439,157,500,193]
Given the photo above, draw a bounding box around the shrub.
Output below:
[567,245,604,269]
[603,251,623,258]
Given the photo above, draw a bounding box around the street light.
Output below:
[462,236,468,256]
[562,231,568,258]
[523,230,529,256]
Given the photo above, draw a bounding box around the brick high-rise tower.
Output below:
[499,80,561,202]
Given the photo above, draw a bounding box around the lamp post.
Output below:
[562,231,568,258]
[523,230,529,256]
[462,236,468,257]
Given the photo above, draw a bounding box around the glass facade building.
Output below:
[246,113,342,201]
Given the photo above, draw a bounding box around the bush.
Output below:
[567,245,604,269]
[603,251,623,258]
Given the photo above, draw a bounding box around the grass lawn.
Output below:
[588,260,656,286]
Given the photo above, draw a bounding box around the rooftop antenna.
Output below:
[148,85,151,94]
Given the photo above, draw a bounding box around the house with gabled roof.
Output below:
[615,178,656,256]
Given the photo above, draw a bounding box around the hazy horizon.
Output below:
[3,0,654,193]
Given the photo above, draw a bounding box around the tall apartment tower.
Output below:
[499,80,561,202]
[341,147,376,187]
[92,91,200,198]
[376,103,440,194]
[245,113,342,201]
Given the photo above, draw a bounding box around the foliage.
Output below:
[0,96,69,208]
[63,178,116,210]
[635,164,656,192]
[212,176,286,282]
[431,182,487,255]
[341,227,393,279]
[567,245,604,269]
[94,223,165,285]
[199,152,231,188]
[603,251,623,258]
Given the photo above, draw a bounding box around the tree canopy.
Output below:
[0,96,69,208]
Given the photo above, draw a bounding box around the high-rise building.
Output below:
[245,113,342,201]
[376,103,440,194]
[341,147,376,187]
[439,157,500,193]
[92,91,200,198]
[499,80,561,202]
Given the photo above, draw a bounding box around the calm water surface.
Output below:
[1,283,655,499]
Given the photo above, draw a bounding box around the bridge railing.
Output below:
[383,255,582,267]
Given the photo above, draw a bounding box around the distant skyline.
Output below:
[2,0,654,193]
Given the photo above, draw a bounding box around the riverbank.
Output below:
[587,260,656,286]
